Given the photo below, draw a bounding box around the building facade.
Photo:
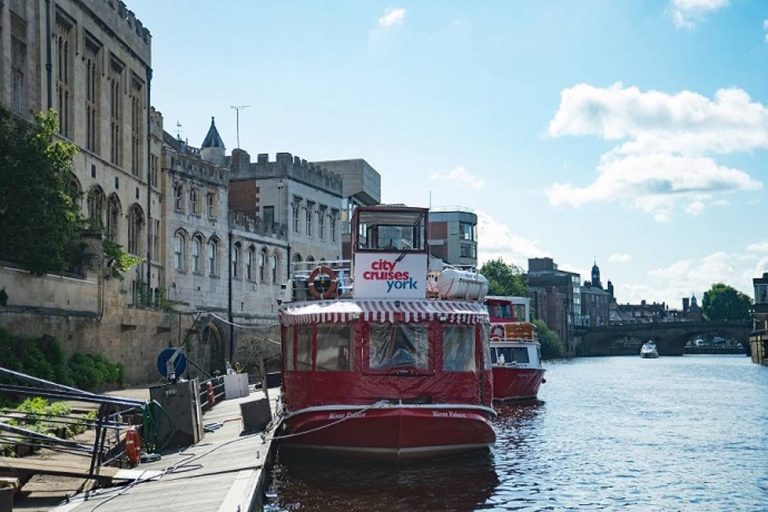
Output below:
[750,272,768,365]
[580,261,610,327]
[526,257,581,354]
[0,0,161,304]
[314,159,381,259]
[428,208,478,268]
[229,151,343,267]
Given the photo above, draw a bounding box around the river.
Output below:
[265,355,768,511]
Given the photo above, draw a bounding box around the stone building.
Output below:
[229,151,343,267]
[428,208,478,268]
[313,159,381,259]
[750,272,768,364]
[526,257,581,354]
[0,0,161,304]
[580,261,610,327]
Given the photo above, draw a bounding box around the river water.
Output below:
[265,356,768,511]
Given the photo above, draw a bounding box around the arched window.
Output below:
[192,236,202,273]
[232,243,241,279]
[259,248,267,282]
[106,194,121,241]
[246,246,255,281]
[87,186,105,229]
[127,205,144,255]
[66,174,82,209]
[173,232,185,271]
[271,253,278,284]
[306,255,315,263]
[292,253,302,263]
[208,239,218,276]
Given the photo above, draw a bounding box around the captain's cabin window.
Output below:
[491,347,530,365]
[316,325,354,371]
[356,210,426,252]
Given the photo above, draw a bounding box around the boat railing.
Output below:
[289,259,353,300]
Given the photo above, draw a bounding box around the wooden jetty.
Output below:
[48,388,279,512]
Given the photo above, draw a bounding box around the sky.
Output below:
[129,0,768,307]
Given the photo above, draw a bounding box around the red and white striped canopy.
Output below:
[279,299,488,325]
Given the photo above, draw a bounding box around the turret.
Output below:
[591,260,602,289]
[201,117,225,167]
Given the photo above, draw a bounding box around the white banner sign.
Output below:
[353,252,427,299]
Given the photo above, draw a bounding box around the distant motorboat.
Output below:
[640,340,659,359]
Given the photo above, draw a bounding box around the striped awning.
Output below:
[279,299,489,325]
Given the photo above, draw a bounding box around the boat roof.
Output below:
[280,299,488,325]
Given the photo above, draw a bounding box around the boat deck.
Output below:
[48,388,280,512]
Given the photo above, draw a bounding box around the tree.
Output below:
[478,258,527,296]
[701,283,752,321]
[533,319,564,359]
[0,108,83,275]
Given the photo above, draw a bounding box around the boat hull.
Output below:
[492,367,546,401]
[279,404,496,459]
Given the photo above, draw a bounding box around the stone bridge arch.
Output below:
[575,321,752,356]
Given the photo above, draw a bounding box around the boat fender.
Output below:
[125,427,141,466]
[307,265,338,300]
[207,381,215,405]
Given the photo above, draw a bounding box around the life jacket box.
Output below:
[240,398,272,433]
[223,373,249,399]
[149,379,203,450]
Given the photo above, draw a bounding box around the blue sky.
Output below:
[130,0,768,306]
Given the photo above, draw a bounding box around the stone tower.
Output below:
[591,260,602,289]
[201,117,225,167]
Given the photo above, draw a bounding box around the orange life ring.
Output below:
[307,265,338,300]
[490,324,505,340]
[125,427,141,466]
[207,381,215,405]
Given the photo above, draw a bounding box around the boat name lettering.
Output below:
[431,411,467,418]
[328,412,365,420]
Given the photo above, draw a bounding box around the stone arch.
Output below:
[127,203,145,255]
[202,322,226,375]
[87,185,106,230]
[66,173,82,209]
[106,193,122,241]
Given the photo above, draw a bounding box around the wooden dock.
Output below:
[48,388,279,512]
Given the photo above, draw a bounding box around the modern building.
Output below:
[228,151,343,268]
[313,159,381,259]
[428,208,478,268]
[0,0,161,305]
[750,272,768,365]
[526,257,581,354]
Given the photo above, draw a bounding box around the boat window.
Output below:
[356,211,425,252]
[442,325,475,371]
[296,326,313,370]
[316,324,354,371]
[284,326,295,371]
[479,324,491,370]
[369,322,428,370]
[494,347,530,364]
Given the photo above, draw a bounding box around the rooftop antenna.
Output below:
[176,120,183,141]
[230,105,250,149]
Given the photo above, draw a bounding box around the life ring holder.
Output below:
[490,324,505,340]
[307,265,338,300]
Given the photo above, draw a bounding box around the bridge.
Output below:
[574,320,752,356]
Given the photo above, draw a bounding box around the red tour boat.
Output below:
[278,205,495,458]
[486,296,546,401]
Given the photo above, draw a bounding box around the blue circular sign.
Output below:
[157,347,187,378]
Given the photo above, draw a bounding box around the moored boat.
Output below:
[278,205,495,459]
[640,340,659,358]
[486,296,546,401]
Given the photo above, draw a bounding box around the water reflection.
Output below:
[268,449,499,512]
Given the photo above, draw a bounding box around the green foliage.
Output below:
[479,258,527,297]
[0,107,84,274]
[0,328,123,391]
[68,352,124,390]
[533,319,564,360]
[12,397,91,438]
[103,239,144,280]
[702,283,753,321]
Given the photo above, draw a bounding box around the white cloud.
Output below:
[476,210,547,267]
[430,166,485,190]
[747,241,768,253]
[615,250,760,305]
[764,19,768,42]
[609,253,632,263]
[378,7,406,28]
[667,0,728,30]
[546,83,765,220]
